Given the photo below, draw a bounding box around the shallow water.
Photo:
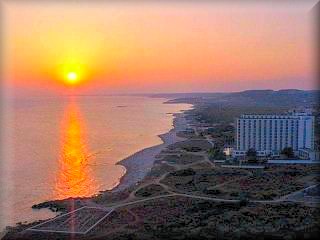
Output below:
[0,95,190,230]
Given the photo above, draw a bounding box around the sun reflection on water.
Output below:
[54,101,98,200]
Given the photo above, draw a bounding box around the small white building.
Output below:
[223,147,233,157]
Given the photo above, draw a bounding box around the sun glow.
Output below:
[66,72,78,84]
[6,2,316,92]
[60,61,88,87]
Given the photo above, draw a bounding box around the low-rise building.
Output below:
[298,148,320,161]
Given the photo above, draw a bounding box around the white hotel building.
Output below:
[233,112,315,158]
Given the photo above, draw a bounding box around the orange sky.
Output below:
[2,1,318,95]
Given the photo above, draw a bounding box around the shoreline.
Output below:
[1,104,192,236]
[112,111,189,193]
[10,108,191,224]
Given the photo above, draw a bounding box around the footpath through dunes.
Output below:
[3,109,320,240]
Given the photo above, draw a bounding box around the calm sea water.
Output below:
[0,96,190,230]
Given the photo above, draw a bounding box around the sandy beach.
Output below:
[112,112,189,192]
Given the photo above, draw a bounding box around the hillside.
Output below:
[166,89,319,108]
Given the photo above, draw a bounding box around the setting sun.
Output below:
[66,72,78,85]
[60,62,86,87]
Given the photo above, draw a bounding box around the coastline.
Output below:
[112,111,189,193]
[1,103,192,235]
[21,109,190,217]
[4,91,320,239]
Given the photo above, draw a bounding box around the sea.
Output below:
[0,95,191,231]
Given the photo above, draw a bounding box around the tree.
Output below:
[208,147,226,160]
[281,147,294,158]
[239,192,249,207]
[246,148,258,163]
[246,148,257,159]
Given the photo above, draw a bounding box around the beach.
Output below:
[0,96,192,232]
[11,111,192,218]
[113,112,189,192]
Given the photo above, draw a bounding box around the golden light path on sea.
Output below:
[54,101,98,200]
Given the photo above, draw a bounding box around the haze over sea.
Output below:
[0,95,190,230]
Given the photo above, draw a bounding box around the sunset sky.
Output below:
[2,0,318,95]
